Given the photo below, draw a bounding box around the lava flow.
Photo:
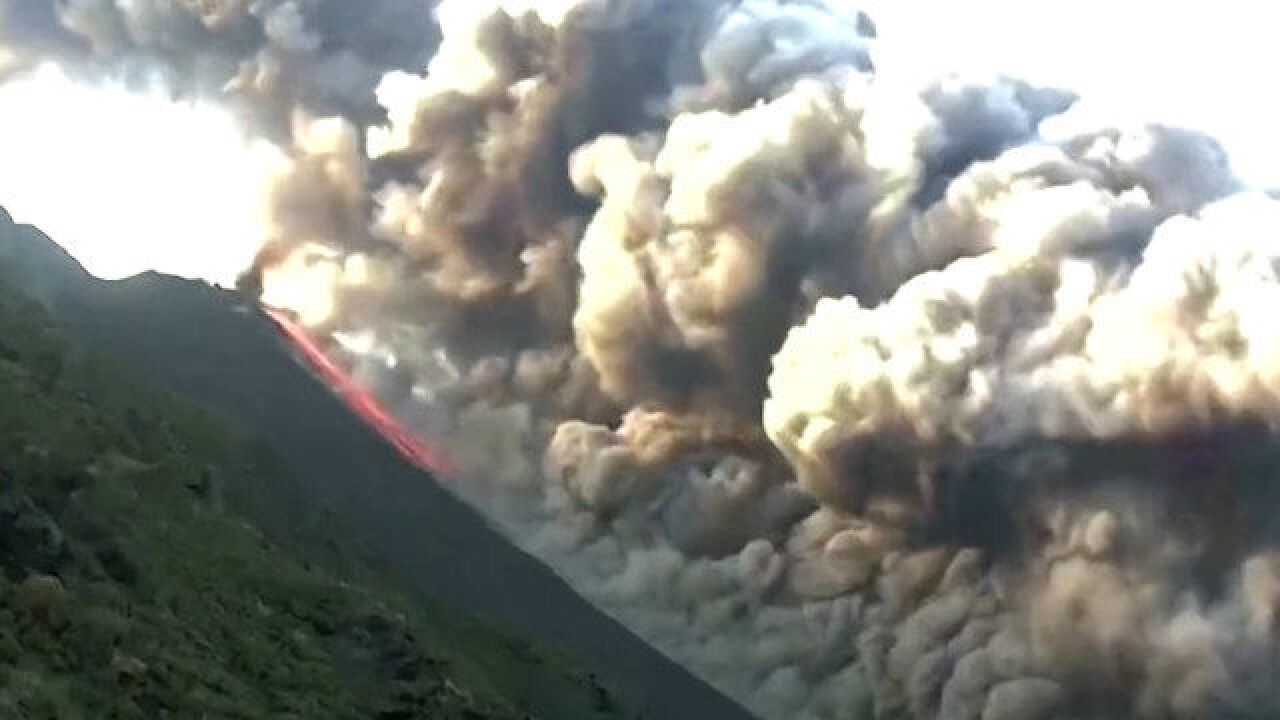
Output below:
[263,305,455,479]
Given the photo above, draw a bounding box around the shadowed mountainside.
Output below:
[0,207,755,720]
[0,218,630,718]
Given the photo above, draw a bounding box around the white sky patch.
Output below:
[860,0,1280,188]
[0,64,286,284]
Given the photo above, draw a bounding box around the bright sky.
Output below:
[0,2,1278,283]
[861,0,1280,187]
[0,65,284,284]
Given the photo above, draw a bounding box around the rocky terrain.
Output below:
[0,207,750,719]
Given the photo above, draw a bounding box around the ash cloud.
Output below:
[6,1,1280,718]
[0,0,438,129]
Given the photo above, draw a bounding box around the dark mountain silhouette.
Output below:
[0,209,754,720]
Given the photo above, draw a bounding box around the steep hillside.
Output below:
[0,208,754,719]
[0,229,631,718]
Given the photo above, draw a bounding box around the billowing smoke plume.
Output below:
[0,0,438,129]
[7,1,1280,718]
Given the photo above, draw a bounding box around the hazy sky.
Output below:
[861,0,1280,186]
[0,67,282,283]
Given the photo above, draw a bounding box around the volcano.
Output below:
[0,208,755,720]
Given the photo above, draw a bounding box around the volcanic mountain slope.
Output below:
[0,207,754,720]
[0,218,630,719]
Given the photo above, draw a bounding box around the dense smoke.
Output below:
[7,1,1280,718]
[0,0,437,129]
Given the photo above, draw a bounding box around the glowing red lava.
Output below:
[263,306,455,479]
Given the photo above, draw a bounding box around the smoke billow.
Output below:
[7,1,1280,718]
[0,0,437,129]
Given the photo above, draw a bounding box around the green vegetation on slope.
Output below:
[0,273,620,719]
